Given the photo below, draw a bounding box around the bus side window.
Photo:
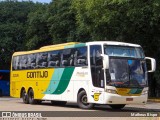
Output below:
[36,52,48,68]
[69,49,75,66]
[12,56,20,70]
[19,55,27,70]
[74,47,87,66]
[61,49,74,67]
[27,54,36,69]
[12,57,18,70]
[48,50,60,67]
[16,56,20,70]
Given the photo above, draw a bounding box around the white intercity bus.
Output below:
[10,41,156,109]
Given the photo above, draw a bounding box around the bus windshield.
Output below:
[104,45,145,58]
[104,45,147,88]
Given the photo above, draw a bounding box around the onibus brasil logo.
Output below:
[1,112,46,120]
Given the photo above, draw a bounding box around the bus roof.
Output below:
[12,42,80,56]
[86,41,141,47]
[40,42,79,50]
[12,41,141,56]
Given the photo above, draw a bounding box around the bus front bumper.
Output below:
[104,93,148,105]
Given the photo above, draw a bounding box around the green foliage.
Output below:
[0,1,37,69]
[73,0,160,96]
[47,0,77,44]
[0,0,160,96]
[26,4,52,50]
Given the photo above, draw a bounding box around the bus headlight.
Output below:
[106,89,117,94]
[142,90,148,95]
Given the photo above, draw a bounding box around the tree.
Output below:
[72,0,128,41]
[72,0,160,97]
[26,4,52,50]
[47,0,77,44]
[0,1,40,69]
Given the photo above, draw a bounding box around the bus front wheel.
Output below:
[77,90,94,109]
[109,104,125,109]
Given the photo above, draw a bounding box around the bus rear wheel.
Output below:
[109,104,125,109]
[22,90,29,104]
[77,90,94,109]
[28,89,37,104]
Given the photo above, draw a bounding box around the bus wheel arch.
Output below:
[77,89,94,109]
[77,88,85,101]
[20,87,25,98]
[78,88,85,95]
[21,87,29,104]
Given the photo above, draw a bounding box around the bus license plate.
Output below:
[126,98,133,101]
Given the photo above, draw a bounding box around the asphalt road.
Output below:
[0,97,160,120]
[0,97,160,112]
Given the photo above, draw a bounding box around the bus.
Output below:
[0,70,10,96]
[10,41,156,109]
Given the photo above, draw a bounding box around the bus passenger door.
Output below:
[90,45,104,103]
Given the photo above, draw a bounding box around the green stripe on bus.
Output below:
[129,89,137,94]
[43,68,64,94]
[52,67,75,94]
[65,43,86,49]
[134,89,143,94]
[129,89,142,94]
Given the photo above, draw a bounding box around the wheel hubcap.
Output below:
[81,95,88,104]
[29,92,33,102]
[23,92,26,101]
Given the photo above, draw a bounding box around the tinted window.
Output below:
[12,56,20,70]
[36,52,48,68]
[90,45,104,88]
[90,45,102,66]
[12,48,88,70]
[27,54,36,69]
[19,55,28,70]
[61,49,74,66]
[74,47,87,66]
[48,50,60,67]
[104,45,145,58]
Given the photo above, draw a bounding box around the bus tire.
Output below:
[22,90,29,104]
[109,104,125,109]
[0,89,2,97]
[51,101,67,106]
[77,90,94,109]
[28,89,37,104]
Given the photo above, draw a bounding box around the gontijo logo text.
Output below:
[27,71,48,78]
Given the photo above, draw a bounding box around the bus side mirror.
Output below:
[145,57,156,72]
[101,54,109,69]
